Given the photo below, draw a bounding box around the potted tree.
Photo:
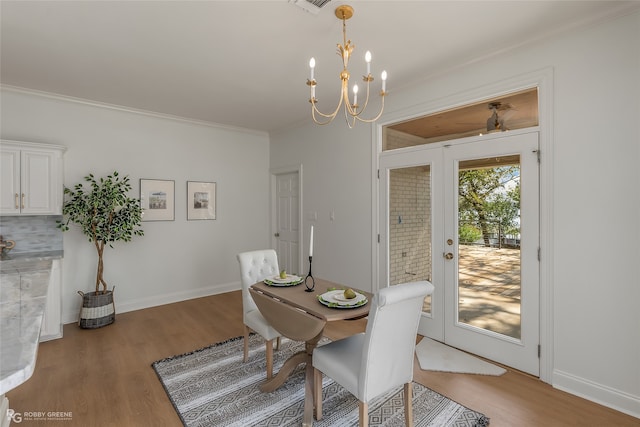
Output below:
[57,171,144,328]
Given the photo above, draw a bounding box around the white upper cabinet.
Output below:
[0,140,65,215]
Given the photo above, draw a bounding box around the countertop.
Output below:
[0,251,62,394]
[0,250,63,267]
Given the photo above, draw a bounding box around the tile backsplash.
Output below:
[0,216,63,253]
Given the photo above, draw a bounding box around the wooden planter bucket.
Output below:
[78,288,116,329]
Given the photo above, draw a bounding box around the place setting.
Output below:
[318,287,368,309]
[263,270,303,287]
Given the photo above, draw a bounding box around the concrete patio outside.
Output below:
[458,244,521,338]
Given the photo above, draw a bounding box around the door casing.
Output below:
[377,128,541,375]
[270,165,303,275]
[372,69,554,382]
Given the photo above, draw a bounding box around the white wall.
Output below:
[0,88,271,323]
[270,122,375,292]
[270,10,640,417]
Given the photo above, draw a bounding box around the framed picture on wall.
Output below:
[140,179,175,221]
[187,181,216,220]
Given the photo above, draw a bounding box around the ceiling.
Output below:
[1,1,638,134]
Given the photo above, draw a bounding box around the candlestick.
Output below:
[304,256,315,292]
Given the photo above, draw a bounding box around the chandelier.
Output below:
[306,5,387,128]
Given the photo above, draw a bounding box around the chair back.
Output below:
[237,250,280,315]
[358,281,432,402]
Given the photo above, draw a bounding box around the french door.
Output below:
[379,131,540,375]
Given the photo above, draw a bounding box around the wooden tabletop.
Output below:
[251,277,371,322]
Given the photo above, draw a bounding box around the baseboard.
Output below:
[62,281,240,325]
[39,331,63,342]
[553,369,640,419]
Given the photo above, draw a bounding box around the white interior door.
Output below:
[274,171,300,275]
[379,131,540,375]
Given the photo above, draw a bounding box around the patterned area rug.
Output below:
[152,335,490,427]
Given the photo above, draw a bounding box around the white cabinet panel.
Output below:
[40,259,62,341]
[0,141,65,215]
[0,148,20,215]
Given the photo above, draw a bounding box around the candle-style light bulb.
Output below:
[381,70,387,92]
[365,51,371,75]
[353,84,358,106]
[309,57,316,80]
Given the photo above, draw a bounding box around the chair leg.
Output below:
[276,336,281,350]
[243,325,250,363]
[358,401,368,427]
[404,382,413,427]
[313,368,323,420]
[265,339,274,379]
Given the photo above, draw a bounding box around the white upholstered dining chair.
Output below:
[237,249,282,379]
[312,280,433,427]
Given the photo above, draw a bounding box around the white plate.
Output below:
[267,274,302,283]
[319,290,367,307]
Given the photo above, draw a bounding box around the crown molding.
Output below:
[0,84,269,138]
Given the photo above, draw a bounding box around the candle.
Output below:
[309,57,315,81]
[381,70,387,92]
[353,84,358,106]
[309,226,314,257]
[365,51,371,75]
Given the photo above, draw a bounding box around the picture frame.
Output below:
[140,179,175,221]
[187,181,216,220]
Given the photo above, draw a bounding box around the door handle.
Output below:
[444,252,454,260]
[21,193,25,209]
[274,233,280,237]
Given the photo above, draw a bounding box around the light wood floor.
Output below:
[8,291,637,426]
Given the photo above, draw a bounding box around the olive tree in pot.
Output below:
[57,171,144,328]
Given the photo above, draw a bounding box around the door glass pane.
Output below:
[457,155,521,339]
[389,165,432,314]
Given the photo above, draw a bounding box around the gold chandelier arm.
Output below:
[343,107,357,129]
[342,77,385,124]
[310,92,345,125]
[353,94,385,123]
[311,104,340,125]
[345,75,373,118]
[316,77,385,126]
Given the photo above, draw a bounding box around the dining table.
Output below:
[249,277,371,427]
